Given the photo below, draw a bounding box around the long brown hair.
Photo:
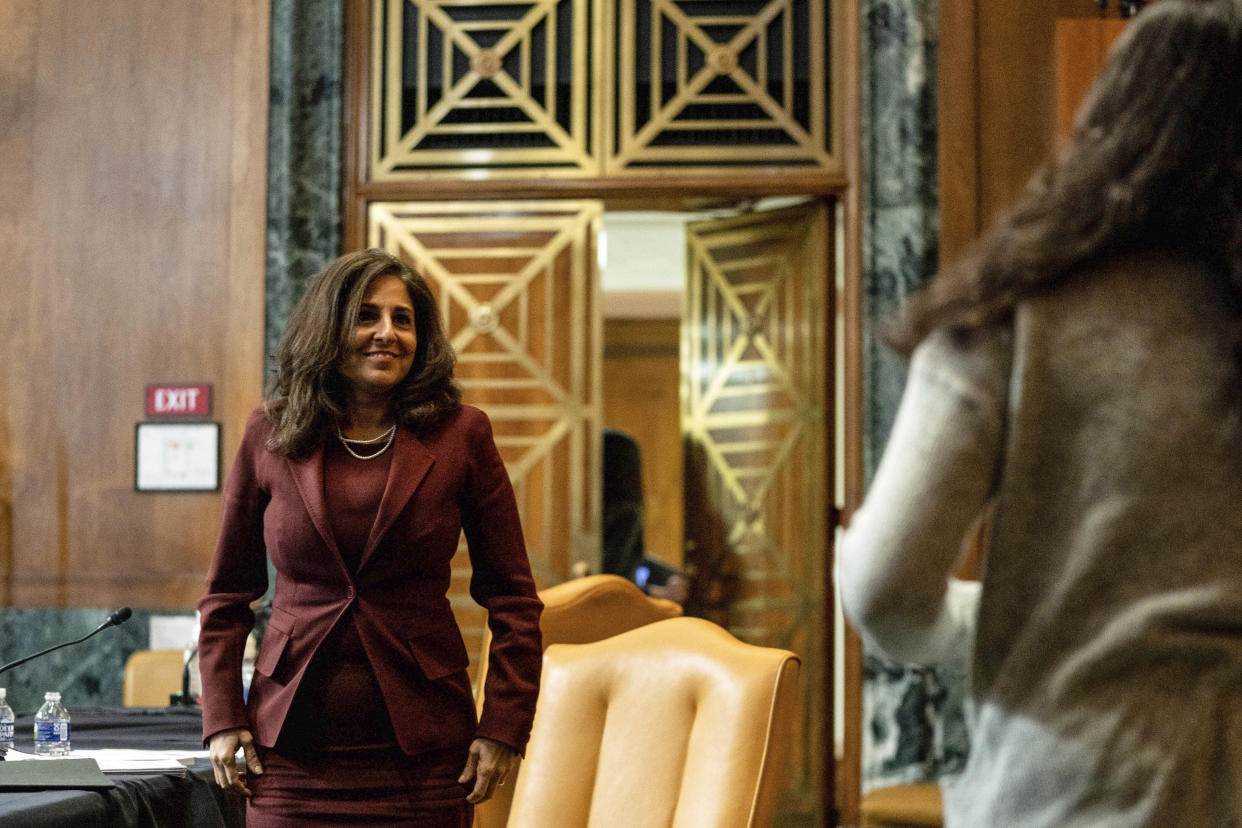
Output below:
[889,0,1242,356]
[265,248,461,457]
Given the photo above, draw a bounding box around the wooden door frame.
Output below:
[937,0,982,267]
[341,1,865,823]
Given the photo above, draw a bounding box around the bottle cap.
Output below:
[45,691,60,701]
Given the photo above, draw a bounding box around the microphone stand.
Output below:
[0,608,132,677]
[172,644,199,708]
[171,597,272,708]
[0,608,132,760]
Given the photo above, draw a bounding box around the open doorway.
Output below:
[600,197,823,583]
[370,196,838,825]
[601,198,834,826]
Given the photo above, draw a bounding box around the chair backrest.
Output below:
[507,616,801,828]
[473,574,682,828]
[122,649,185,707]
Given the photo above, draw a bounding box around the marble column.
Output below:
[860,0,970,790]
[265,0,345,367]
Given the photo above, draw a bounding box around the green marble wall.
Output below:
[860,0,969,791]
[264,0,345,371]
[0,609,150,715]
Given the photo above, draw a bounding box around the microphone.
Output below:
[102,607,132,630]
[0,607,133,676]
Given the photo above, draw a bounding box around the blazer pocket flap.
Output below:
[267,606,297,635]
[255,607,296,678]
[406,624,469,681]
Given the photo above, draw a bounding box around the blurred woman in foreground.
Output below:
[840,2,1242,824]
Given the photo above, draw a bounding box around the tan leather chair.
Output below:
[122,649,185,707]
[860,783,944,828]
[506,616,801,828]
[474,574,682,828]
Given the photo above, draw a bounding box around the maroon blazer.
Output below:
[198,405,543,755]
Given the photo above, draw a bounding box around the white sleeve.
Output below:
[838,330,1006,668]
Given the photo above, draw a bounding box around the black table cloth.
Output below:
[0,707,244,828]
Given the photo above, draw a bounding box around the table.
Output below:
[0,707,245,828]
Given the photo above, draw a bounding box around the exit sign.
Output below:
[146,383,212,417]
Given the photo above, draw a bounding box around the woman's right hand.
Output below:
[208,727,263,796]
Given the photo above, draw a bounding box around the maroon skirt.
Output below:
[246,744,473,827]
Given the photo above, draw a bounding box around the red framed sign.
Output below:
[145,383,212,417]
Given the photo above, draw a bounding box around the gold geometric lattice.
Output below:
[609,0,835,173]
[369,201,603,596]
[682,203,829,820]
[371,0,598,179]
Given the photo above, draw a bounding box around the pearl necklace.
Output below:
[336,423,397,460]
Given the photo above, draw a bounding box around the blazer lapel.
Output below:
[286,439,344,562]
[359,427,434,570]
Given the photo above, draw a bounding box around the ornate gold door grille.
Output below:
[369,201,603,644]
[683,202,830,821]
[609,0,833,173]
[367,0,840,180]
[372,0,598,178]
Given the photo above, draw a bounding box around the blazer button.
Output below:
[346,586,355,599]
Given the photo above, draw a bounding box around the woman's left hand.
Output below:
[458,737,516,804]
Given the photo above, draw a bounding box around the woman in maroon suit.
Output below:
[198,248,543,826]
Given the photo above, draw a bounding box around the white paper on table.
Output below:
[2,748,207,775]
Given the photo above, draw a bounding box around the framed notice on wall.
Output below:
[134,422,221,492]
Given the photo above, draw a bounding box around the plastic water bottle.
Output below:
[0,688,14,751]
[33,691,70,756]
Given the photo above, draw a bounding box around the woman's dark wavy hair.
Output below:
[264,248,461,457]
[889,0,1242,356]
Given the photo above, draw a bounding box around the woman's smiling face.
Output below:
[338,274,418,400]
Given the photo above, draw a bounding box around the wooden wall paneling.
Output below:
[1055,19,1129,144]
[975,1,1053,228]
[0,0,268,610]
[939,0,1112,263]
[344,0,373,253]
[837,0,862,821]
[936,0,981,267]
[0,2,38,605]
[602,319,684,570]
